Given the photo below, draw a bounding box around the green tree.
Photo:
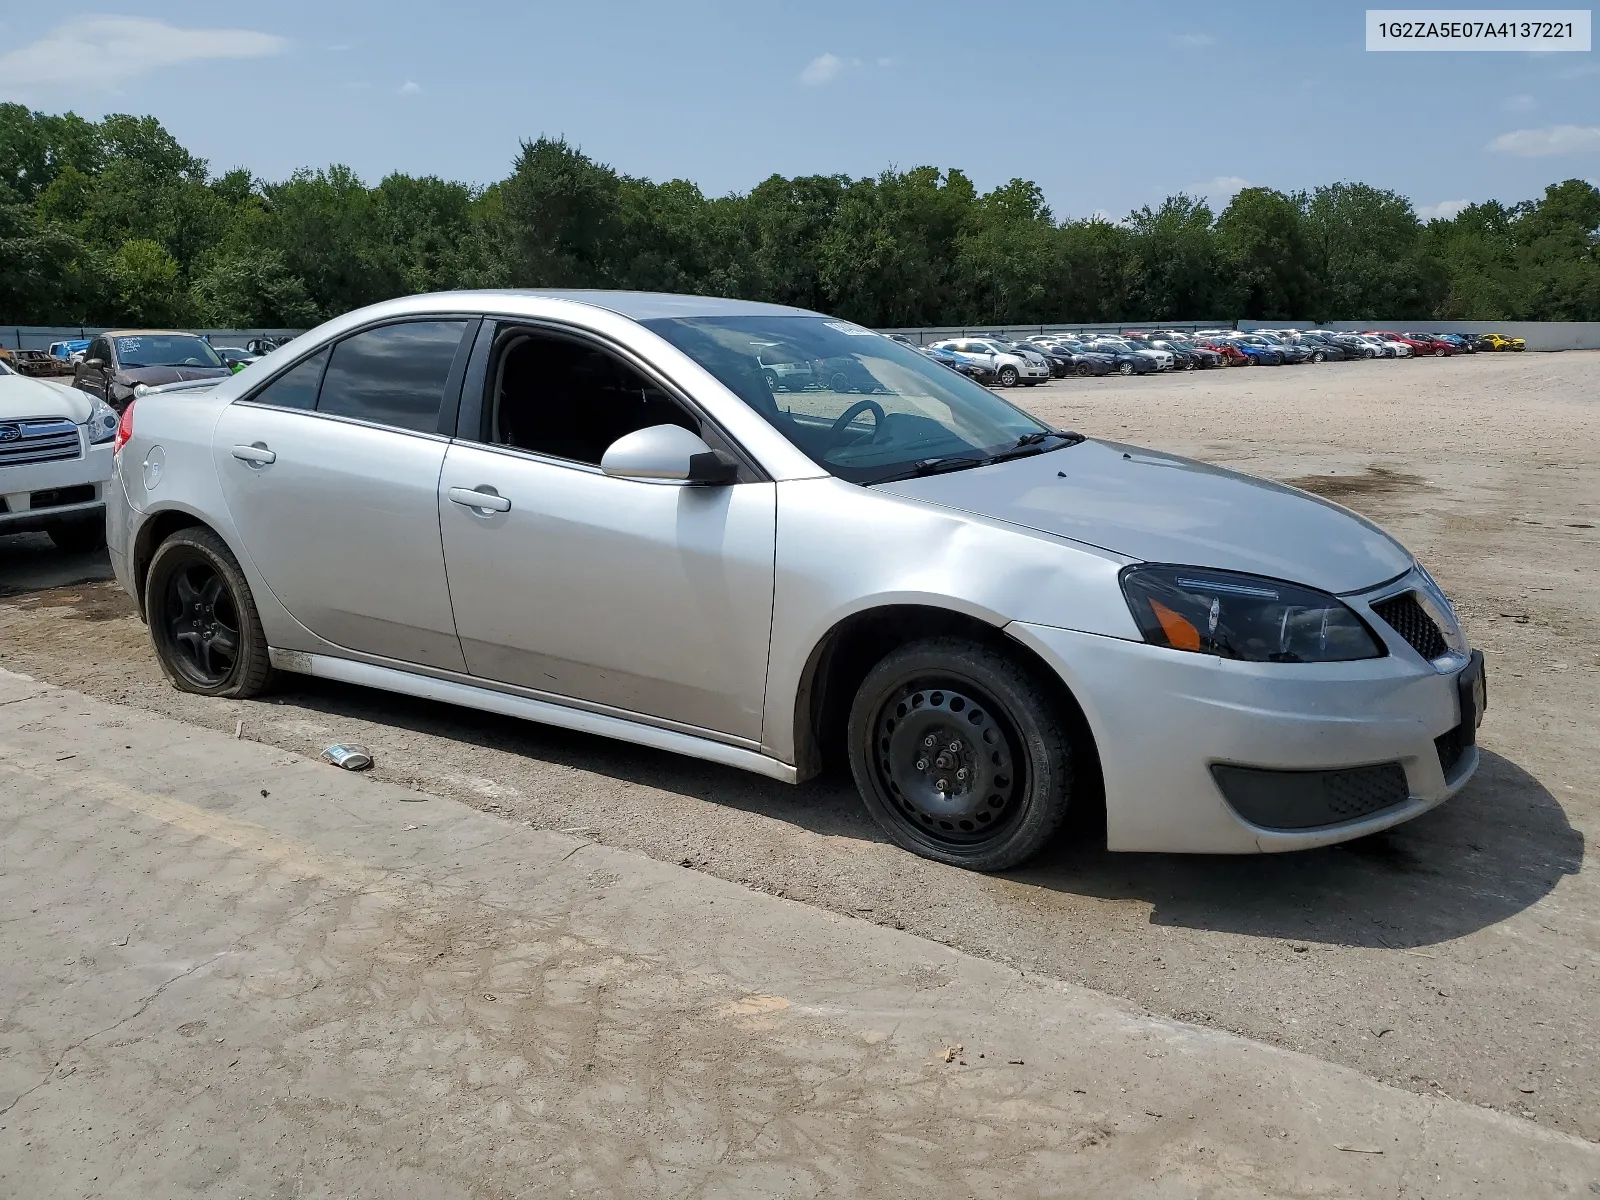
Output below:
[110,238,188,325]
[1215,187,1317,319]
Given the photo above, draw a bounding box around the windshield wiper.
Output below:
[871,456,988,483]
[986,429,1086,463]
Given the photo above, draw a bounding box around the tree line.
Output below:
[2,104,1597,330]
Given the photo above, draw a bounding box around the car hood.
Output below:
[0,374,93,423]
[115,365,232,388]
[877,438,1414,594]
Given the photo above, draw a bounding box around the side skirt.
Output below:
[269,649,799,785]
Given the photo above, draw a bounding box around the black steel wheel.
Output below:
[145,526,273,698]
[1075,362,1093,377]
[848,637,1075,871]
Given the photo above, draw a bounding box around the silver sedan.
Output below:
[106,291,1485,870]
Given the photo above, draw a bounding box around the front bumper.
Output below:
[1,439,113,535]
[1007,618,1480,854]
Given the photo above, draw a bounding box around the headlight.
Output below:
[87,397,120,444]
[1120,565,1384,663]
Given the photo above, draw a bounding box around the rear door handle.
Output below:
[231,444,276,465]
[448,486,511,513]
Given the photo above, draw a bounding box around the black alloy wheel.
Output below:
[1075,362,1094,377]
[996,364,1019,387]
[848,638,1075,871]
[145,526,274,697]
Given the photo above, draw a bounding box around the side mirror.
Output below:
[84,357,105,369]
[600,424,739,485]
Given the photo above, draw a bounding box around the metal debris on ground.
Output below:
[320,743,373,771]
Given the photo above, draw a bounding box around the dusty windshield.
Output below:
[643,315,1049,484]
[113,334,224,369]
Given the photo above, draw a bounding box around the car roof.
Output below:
[104,329,206,337]
[448,289,813,321]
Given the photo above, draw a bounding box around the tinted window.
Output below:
[250,348,328,411]
[318,321,467,433]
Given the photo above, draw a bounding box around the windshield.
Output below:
[113,334,223,369]
[642,315,1051,484]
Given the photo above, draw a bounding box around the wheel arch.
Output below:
[131,505,225,618]
[790,603,1103,815]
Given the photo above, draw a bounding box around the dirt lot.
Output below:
[2,351,1596,1139]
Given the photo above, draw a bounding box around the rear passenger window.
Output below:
[250,348,327,411]
[318,321,467,434]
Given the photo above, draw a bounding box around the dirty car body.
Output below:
[108,291,1485,868]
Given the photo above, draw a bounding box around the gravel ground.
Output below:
[1,350,1595,1140]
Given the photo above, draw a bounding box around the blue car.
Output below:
[1226,338,1287,366]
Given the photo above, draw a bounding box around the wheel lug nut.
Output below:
[915,759,927,772]
[936,778,948,791]
[948,741,961,753]
[923,735,936,747]
[956,768,968,781]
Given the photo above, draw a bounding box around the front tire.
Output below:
[145,526,274,698]
[996,365,1019,387]
[1075,362,1093,377]
[847,637,1075,871]
[1118,361,1134,376]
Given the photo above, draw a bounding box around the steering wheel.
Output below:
[826,399,888,445]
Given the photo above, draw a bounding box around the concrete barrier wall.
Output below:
[3,326,306,353]
[1237,320,1600,352]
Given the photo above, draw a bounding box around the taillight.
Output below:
[113,401,135,455]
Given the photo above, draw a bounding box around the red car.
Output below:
[1402,332,1456,356]
[1365,331,1448,357]
[1195,340,1250,366]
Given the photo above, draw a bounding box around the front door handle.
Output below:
[231,444,276,465]
[448,486,511,513]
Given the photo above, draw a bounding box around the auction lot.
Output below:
[2,353,1597,1170]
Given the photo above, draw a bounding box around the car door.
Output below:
[437,323,777,744]
[213,317,476,672]
[75,337,113,401]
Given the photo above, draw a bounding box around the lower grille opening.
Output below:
[28,484,97,509]
[1212,762,1411,831]
[1435,725,1469,779]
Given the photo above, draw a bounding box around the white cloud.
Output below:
[399,80,421,95]
[1504,93,1536,112]
[799,52,843,86]
[1188,175,1252,202]
[1417,199,1470,221]
[0,16,285,92]
[1173,33,1216,46]
[1487,124,1600,157]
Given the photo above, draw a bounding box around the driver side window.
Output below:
[485,328,700,466]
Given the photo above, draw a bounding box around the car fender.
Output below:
[763,476,1138,765]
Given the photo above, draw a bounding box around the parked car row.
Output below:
[892,327,1526,386]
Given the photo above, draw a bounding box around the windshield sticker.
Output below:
[823,320,877,337]
[116,337,142,352]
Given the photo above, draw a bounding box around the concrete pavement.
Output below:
[1,667,1596,1198]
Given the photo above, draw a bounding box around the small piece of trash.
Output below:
[55,754,76,761]
[1007,1059,1025,1065]
[403,824,418,831]
[1145,1110,1163,1119]
[1374,1028,1394,1037]
[234,720,243,738]
[321,743,372,771]
[260,789,269,798]
[941,1044,964,1064]
[483,993,497,1002]
[1291,944,1309,953]
[1335,1145,1384,1154]
[1518,1085,1536,1094]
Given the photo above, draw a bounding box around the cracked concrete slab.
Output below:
[1,668,1597,1197]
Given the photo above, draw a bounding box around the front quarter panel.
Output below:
[764,476,1137,763]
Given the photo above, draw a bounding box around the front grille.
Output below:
[0,418,82,467]
[1371,592,1448,660]
[1212,761,1411,831]
[29,484,96,509]
[1435,724,1468,779]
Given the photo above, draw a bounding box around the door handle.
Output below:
[448,486,511,513]
[231,444,276,465]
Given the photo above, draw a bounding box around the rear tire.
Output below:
[847,637,1075,871]
[47,518,106,553]
[145,526,274,698]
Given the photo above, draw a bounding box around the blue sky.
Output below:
[1,1,1596,220]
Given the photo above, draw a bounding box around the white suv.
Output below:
[0,360,119,550]
[930,339,1051,387]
